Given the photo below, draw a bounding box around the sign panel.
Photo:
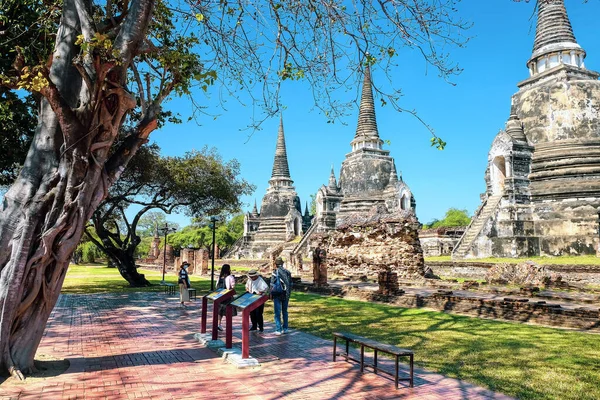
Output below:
[206,288,233,301]
[230,293,262,309]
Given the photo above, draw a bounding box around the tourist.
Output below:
[271,257,292,335]
[245,269,268,332]
[217,264,237,331]
[178,262,191,307]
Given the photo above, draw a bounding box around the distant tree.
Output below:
[136,211,179,238]
[85,145,253,287]
[309,194,317,216]
[168,213,246,254]
[423,208,471,229]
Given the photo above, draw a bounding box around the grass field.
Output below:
[62,264,600,400]
[425,255,600,265]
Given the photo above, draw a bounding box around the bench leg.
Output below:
[395,355,399,389]
[345,340,349,362]
[374,349,378,374]
[410,354,414,388]
[360,345,365,373]
[333,336,337,362]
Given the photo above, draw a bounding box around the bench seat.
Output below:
[332,331,414,389]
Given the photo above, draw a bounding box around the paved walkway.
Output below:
[0,292,512,400]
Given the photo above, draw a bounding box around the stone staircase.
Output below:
[291,220,317,257]
[452,193,503,259]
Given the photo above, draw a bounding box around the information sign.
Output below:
[206,288,233,301]
[230,293,261,309]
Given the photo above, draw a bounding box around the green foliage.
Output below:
[137,211,179,238]
[80,242,103,263]
[0,0,55,185]
[430,136,447,150]
[423,208,470,229]
[167,213,245,251]
[61,265,211,294]
[309,194,317,215]
[226,214,244,238]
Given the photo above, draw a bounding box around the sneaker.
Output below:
[259,328,264,333]
[274,331,282,336]
[217,326,223,332]
[249,327,257,331]
[283,329,289,334]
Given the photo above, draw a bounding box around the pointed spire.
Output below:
[328,165,338,191]
[252,199,259,216]
[304,201,310,217]
[154,222,159,238]
[505,104,527,142]
[355,66,380,139]
[528,0,585,75]
[270,115,292,179]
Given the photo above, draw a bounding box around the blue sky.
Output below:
[149,0,600,227]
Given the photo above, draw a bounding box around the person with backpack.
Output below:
[270,257,292,335]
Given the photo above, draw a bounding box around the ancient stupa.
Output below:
[314,66,416,231]
[453,0,600,258]
[237,117,304,258]
[310,67,424,279]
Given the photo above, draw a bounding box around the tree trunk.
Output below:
[113,256,151,287]
[0,0,155,379]
[91,235,151,287]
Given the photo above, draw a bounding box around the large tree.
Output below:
[86,145,252,287]
[0,0,469,379]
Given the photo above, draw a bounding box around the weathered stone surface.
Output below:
[231,118,309,259]
[454,1,600,259]
[427,260,600,286]
[486,261,552,286]
[316,208,425,279]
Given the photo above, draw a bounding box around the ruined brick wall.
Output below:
[317,210,425,278]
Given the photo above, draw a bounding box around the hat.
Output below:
[247,269,259,277]
[275,257,284,266]
[182,261,190,266]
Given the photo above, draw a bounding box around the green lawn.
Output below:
[62,264,600,400]
[62,264,213,294]
[426,255,600,265]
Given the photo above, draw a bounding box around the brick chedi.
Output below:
[454,0,600,258]
[309,67,424,279]
[237,117,304,258]
[315,67,416,231]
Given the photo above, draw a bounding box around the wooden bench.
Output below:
[188,288,197,300]
[333,331,414,389]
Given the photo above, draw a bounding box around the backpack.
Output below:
[271,270,286,296]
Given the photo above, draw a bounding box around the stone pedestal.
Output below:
[313,248,328,287]
[378,271,401,295]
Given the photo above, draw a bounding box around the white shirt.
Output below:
[225,275,236,290]
[245,276,268,294]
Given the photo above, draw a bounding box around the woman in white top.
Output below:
[217,264,236,331]
[245,270,268,332]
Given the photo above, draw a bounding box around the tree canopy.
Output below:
[423,208,471,229]
[85,144,253,285]
[167,214,245,254]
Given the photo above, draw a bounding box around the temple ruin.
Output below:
[314,67,416,231]
[454,0,600,258]
[233,117,311,258]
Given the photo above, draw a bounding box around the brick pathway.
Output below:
[0,293,512,399]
